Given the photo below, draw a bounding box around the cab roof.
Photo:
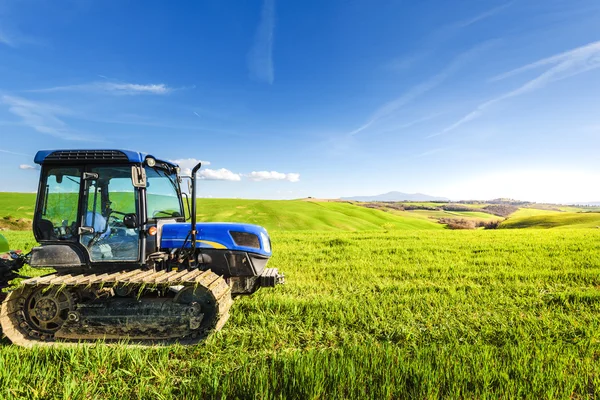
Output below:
[34,150,178,169]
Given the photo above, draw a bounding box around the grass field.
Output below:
[3,192,599,231]
[509,207,562,218]
[0,195,444,232]
[501,212,600,229]
[1,193,600,398]
[1,229,599,399]
[195,199,442,231]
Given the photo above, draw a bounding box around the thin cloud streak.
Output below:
[248,0,276,84]
[349,41,497,136]
[456,1,513,28]
[0,149,33,157]
[376,113,444,136]
[1,95,100,142]
[0,30,16,47]
[431,40,600,138]
[490,40,600,82]
[30,82,172,95]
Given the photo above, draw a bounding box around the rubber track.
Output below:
[0,268,233,347]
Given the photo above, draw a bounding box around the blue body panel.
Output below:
[34,150,178,168]
[161,222,272,257]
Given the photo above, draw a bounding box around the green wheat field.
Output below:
[0,194,599,399]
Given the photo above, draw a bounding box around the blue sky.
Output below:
[1,0,600,203]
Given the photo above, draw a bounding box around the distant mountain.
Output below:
[340,191,450,202]
[567,201,600,206]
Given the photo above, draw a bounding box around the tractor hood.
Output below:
[160,222,272,257]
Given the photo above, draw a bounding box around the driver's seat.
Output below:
[37,219,57,240]
[85,211,111,238]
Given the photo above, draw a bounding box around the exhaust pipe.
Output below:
[190,162,202,250]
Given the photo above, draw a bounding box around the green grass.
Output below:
[0,229,599,399]
[501,212,600,229]
[0,194,442,231]
[0,192,36,220]
[510,207,563,218]
[194,199,442,231]
[5,192,600,232]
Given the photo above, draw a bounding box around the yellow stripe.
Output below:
[197,240,227,249]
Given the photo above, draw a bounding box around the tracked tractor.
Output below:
[0,150,283,346]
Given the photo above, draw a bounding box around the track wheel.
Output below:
[174,286,218,331]
[23,286,76,335]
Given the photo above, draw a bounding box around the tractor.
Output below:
[0,150,283,346]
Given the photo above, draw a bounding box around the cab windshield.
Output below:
[145,167,183,219]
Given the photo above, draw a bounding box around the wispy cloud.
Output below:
[247,171,300,182]
[349,41,496,136]
[19,164,39,170]
[0,149,33,157]
[29,81,172,95]
[385,2,510,74]
[456,2,513,28]
[248,0,276,84]
[431,40,600,138]
[374,113,445,136]
[490,40,600,82]
[0,30,16,47]
[0,24,39,48]
[1,95,97,141]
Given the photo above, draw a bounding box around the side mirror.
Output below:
[131,166,147,188]
[123,213,138,229]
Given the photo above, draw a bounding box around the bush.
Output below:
[439,218,477,230]
[479,220,502,229]
[441,205,474,212]
[482,205,518,217]
[439,218,502,230]
[404,205,439,211]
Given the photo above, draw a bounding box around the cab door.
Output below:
[79,166,140,262]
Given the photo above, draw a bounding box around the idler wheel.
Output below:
[23,287,76,334]
[174,286,218,331]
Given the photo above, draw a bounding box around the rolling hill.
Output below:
[194,199,442,231]
[2,192,600,231]
[0,193,442,231]
[500,212,600,229]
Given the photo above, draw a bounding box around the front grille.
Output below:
[44,150,129,163]
[229,231,260,249]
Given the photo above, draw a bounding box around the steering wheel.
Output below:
[110,210,128,216]
[107,210,129,225]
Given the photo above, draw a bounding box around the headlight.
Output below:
[230,231,260,249]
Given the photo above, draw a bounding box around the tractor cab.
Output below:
[31,150,184,269]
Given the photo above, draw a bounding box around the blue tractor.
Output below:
[0,150,283,346]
